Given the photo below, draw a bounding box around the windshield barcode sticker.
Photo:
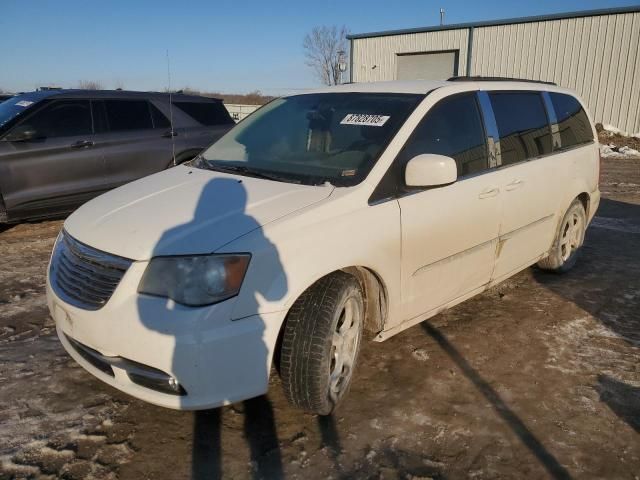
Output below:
[15,100,34,107]
[341,114,390,127]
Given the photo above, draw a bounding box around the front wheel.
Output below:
[537,199,586,273]
[279,272,364,415]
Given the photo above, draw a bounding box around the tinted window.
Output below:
[400,93,489,177]
[20,100,92,138]
[489,92,552,165]
[103,100,153,131]
[199,93,422,186]
[173,101,234,126]
[0,95,42,130]
[150,103,170,129]
[549,93,593,149]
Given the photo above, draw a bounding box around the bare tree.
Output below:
[113,79,125,90]
[303,25,349,85]
[77,80,103,90]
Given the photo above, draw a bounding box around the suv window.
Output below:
[548,93,593,149]
[489,92,552,165]
[400,93,489,177]
[173,101,234,126]
[101,100,153,132]
[149,103,171,129]
[20,100,92,138]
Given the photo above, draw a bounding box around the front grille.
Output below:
[50,231,132,310]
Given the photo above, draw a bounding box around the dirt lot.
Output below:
[1,158,639,480]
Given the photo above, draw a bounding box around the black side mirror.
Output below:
[4,125,38,142]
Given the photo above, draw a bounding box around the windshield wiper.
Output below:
[203,162,302,184]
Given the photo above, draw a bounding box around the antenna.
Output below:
[440,8,445,26]
[166,49,177,166]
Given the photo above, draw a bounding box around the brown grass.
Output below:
[175,88,273,105]
[596,124,640,150]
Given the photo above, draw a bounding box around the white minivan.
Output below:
[47,78,600,414]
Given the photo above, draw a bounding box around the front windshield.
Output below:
[197,92,422,186]
[0,93,43,130]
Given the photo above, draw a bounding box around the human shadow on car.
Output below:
[136,176,287,479]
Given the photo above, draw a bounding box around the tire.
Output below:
[537,199,587,273]
[0,193,7,224]
[280,272,364,415]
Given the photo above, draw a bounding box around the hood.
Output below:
[65,166,333,260]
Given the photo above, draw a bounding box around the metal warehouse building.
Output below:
[348,6,640,134]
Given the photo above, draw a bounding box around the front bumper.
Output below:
[47,260,287,410]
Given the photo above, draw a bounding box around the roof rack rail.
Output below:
[447,76,557,86]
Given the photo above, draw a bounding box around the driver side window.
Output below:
[369,92,491,204]
[18,100,92,139]
[401,92,489,178]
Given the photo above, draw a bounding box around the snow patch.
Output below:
[602,124,627,136]
[599,143,640,158]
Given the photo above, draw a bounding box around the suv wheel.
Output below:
[0,193,7,223]
[280,272,364,415]
[537,199,586,273]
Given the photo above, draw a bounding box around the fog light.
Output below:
[127,371,186,396]
[168,376,180,391]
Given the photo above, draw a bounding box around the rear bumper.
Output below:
[588,188,601,224]
[47,263,287,410]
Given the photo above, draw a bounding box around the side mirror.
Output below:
[405,154,457,188]
[4,125,37,142]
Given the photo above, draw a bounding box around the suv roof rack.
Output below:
[447,76,557,86]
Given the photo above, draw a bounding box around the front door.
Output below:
[396,92,501,320]
[0,99,103,218]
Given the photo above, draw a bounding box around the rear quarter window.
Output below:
[548,93,594,149]
[489,92,552,165]
[102,100,153,132]
[173,101,234,126]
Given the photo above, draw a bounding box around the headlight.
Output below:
[138,254,250,307]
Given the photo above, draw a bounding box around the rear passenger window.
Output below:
[149,103,171,129]
[548,93,593,149]
[173,101,234,126]
[103,100,153,131]
[400,93,488,177]
[489,92,552,165]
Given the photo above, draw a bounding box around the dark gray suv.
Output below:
[0,89,235,223]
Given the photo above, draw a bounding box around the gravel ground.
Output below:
[1,158,639,480]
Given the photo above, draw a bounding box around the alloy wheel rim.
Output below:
[560,211,584,261]
[328,295,362,403]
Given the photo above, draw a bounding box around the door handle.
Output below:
[478,187,500,199]
[162,130,178,138]
[70,140,94,149]
[505,179,524,191]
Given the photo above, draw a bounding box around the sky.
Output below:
[2,0,638,95]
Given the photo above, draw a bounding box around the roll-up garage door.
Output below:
[396,51,458,80]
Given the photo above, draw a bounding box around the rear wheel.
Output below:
[0,193,7,223]
[279,272,364,415]
[537,199,586,273]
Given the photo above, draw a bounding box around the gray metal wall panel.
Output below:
[351,29,469,83]
[351,11,640,133]
[471,12,640,133]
